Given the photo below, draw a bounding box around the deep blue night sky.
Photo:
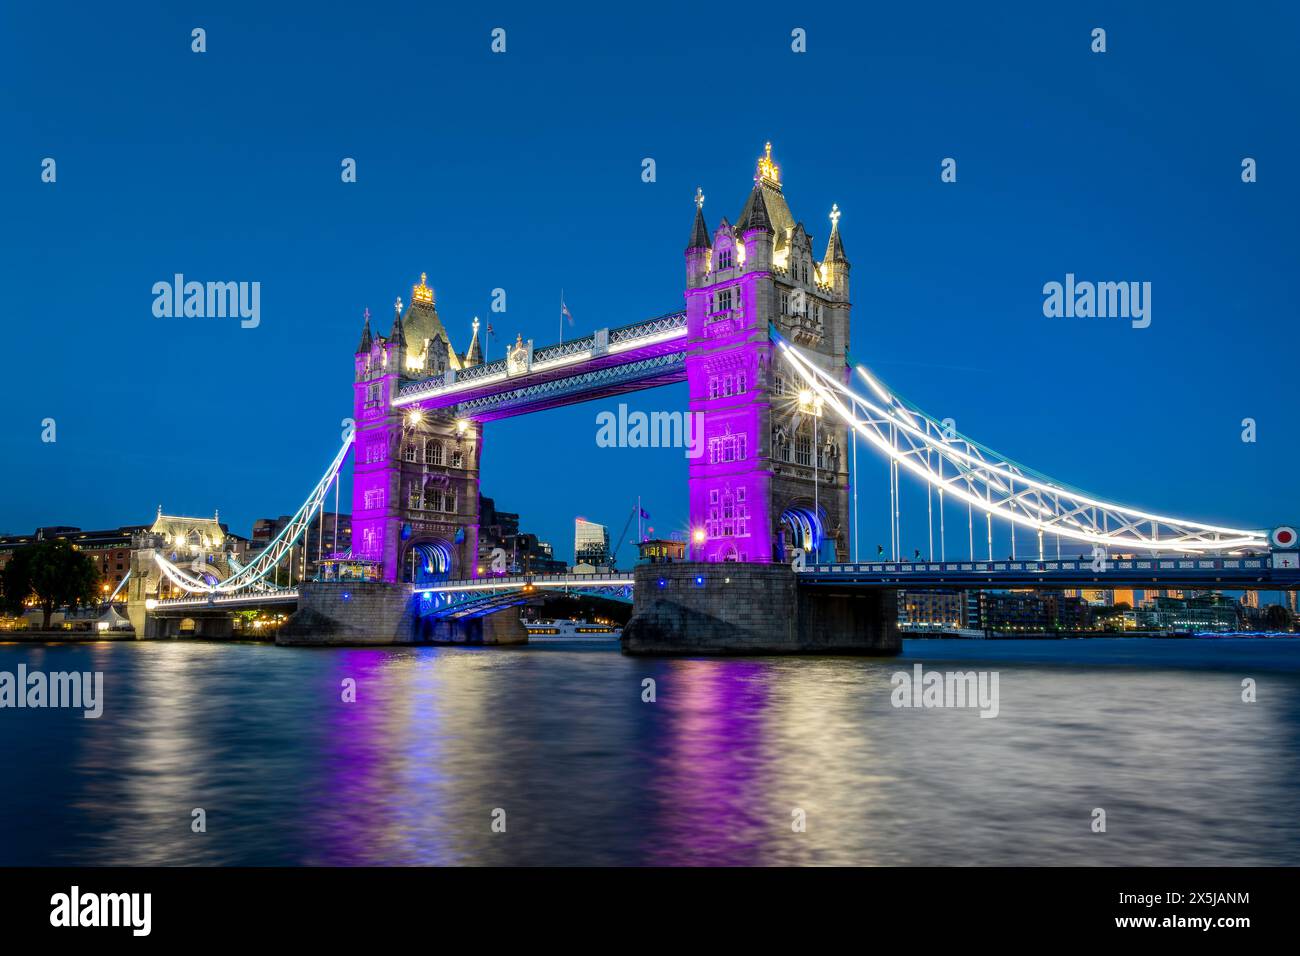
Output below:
[2,1,1296,565]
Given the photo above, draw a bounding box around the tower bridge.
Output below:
[134,143,1299,651]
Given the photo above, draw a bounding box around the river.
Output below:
[2,638,1297,865]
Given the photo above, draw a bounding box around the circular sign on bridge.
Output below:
[1271,526,1297,548]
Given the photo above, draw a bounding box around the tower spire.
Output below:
[755,140,781,189]
[390,297,406,345]
[686,186,711,251]
[824,203,848,263]
[356,307,373,353]
[412,272,434,306]
[463,316,483,366]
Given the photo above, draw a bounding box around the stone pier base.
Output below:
[277,581,528,646]
[622,562,900,656]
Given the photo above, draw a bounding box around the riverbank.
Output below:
[0,630,140,643]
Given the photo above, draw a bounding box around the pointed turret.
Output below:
[687,187,711,251]
[356,308,373,353]
[463,317,483,366]
[824,203,848,264]
[390,297,406,347]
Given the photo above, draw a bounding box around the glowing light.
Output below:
[407,410,424,426]
[756,141,780,187]
[691,528,706,544]
[145,599,158,610]
[456,418,470,435]
[412,272,433,305]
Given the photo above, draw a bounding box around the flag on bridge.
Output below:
[639,507,650,519]
[561,296,574,326]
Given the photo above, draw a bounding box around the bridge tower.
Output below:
[351,275,484,583]
[684,143,851,564]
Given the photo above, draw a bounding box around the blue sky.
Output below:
[2,1,1296,566]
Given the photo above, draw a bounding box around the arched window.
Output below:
[450,450,463,469]
[404,443,417,462]
[425,440,443,465]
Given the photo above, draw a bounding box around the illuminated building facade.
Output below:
[685,144,851,563]
[351,276,484,583]
[574,518,610,568]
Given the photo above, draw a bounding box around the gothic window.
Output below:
[409,487,421,510]
[795,428,812,466]
[723,374,734,397]
[708,433,747,464]
[737,372,746,394]
[425,440,443,465]
[450,450,463,469]
[718,248,733,270]
[773,373,785,395]
[709,489,719,504]
[781,292,790,315]
[404,443,417,463]
[443,492,456,513]
[709,376,719,399]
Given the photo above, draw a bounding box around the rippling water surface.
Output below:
[2,638,1298,865]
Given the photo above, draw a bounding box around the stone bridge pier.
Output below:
[622,562,900,655]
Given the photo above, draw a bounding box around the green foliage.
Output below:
[1,539,100,630]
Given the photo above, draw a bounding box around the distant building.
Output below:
[899,590,963,631]
[574,518,610,569]
[0,524,148,595]
[972,590,1095,634]
[476,495,565,575]
[250,512,351,581]
[638,538,686,564]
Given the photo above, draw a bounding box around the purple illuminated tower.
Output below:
[685,144,851,564]
[351,275,483,583]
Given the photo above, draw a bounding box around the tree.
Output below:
[1,539,100,630]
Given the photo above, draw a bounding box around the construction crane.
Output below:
[610,504,640,571]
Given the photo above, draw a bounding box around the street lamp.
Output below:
[798,388,824,562]
[691,528,706,561]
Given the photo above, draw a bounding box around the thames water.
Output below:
[2,638,1298,866]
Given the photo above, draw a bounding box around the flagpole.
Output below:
[560,289,564,345]
[637,496,642,545]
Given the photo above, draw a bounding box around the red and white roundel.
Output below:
[1271,526,1297,548]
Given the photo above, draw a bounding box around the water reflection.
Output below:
[0,639,1297,865]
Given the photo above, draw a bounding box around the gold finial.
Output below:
[830,203,841,228]
[395,296,403,315]
[756,141,780,187]
[694,186,705,210]
[472,316,480,333]
[412,271,434,305]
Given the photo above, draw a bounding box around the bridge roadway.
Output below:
[797,555,1300,590]
[147,554,1299,616]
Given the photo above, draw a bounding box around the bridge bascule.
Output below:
[135,144,1297,647]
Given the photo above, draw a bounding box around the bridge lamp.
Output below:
[407,410,424,427]
[692,528,707,544]
[144,599,158,610]
[456,418,470,435]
